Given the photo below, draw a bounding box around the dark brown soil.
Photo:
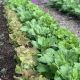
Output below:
[0,6,16,80]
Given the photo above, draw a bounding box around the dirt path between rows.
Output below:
[38,4,80,38]
[0,6,16,80]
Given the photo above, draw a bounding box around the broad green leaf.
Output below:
[31,40,40,49]
[20,26,28,31]
[37,63,48,72]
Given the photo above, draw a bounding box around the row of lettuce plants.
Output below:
[4,0,80,80]
[48,0,80,17]
[4,4,47,80]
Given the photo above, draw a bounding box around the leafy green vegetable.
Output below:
[48,0,80,16]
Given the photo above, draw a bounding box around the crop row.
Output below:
[4,0,80,80]
[48,0,80,17]
[4,5,47,80]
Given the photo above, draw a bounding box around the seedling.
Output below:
[0,68,7,74]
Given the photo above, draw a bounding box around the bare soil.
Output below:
[38,4,80,38]
[0,6,16,80]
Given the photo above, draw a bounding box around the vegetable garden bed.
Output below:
[48,0,80,17]
[1,0,80,80]
[38,4,80,38]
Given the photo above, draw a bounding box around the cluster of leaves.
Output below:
[4,0,80,80]
[48,0,80,16]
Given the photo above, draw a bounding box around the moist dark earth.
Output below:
[0,6,16,80]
